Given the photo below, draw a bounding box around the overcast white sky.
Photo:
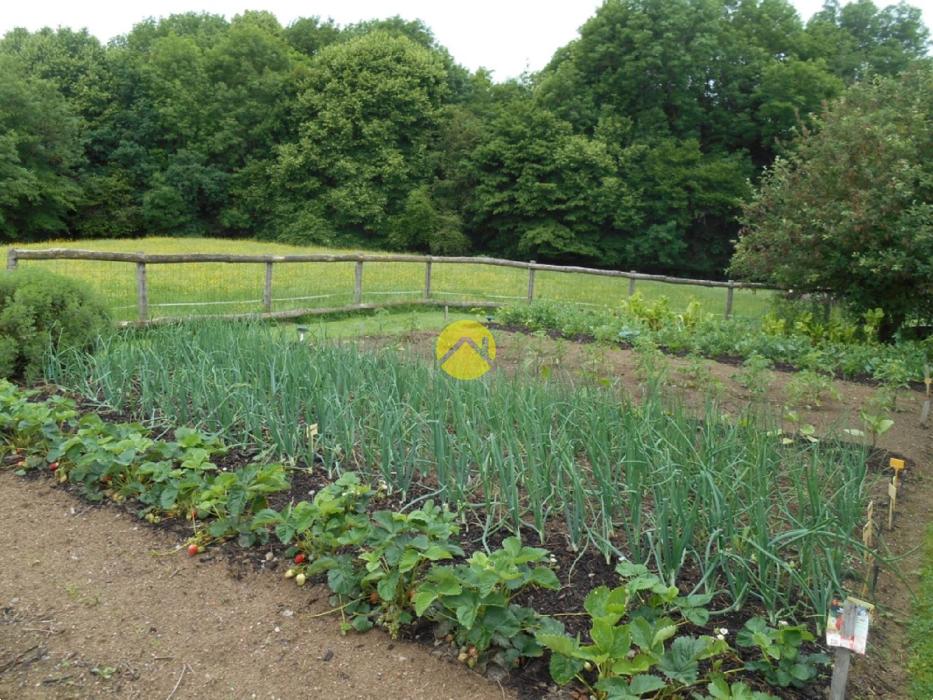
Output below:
[2,0,931,79]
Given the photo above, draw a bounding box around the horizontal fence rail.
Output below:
[6,247,785,326]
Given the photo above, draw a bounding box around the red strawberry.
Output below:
[49,462,59,472]
[294,553,306,564]
[187,544,200,557]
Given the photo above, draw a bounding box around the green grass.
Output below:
[287,308,482,340]
[6,237,775,322]
[909,524,933,699]
[47,319,870,625]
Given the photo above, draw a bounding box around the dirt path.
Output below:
[0,473,506,700]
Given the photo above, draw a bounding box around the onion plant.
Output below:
[45,320,874,624]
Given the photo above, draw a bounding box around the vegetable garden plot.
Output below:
[46,320,874,625]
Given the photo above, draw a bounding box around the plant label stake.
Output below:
[887,478,897,530]
[887,458,904,530]
[860,501,875,598]
[828,597,874,700]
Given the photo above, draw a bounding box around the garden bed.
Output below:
[5,322,929,698]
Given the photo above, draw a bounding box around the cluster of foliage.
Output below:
[46,320,874,622]
[1,381,834,698]
[1,2,928,278]
[496,298,932,383]
[0,381,288,544]
[0,267,110,380]
[731,65,933,336]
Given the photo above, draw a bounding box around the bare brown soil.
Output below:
[0,475,505,699]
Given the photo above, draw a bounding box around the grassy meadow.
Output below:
[7,238,775,322]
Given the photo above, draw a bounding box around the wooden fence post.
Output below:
[527,260,536,302]
[135,261,149,322]
[6,248,17,271]
[354,260,363,305]
[263,261,273,313]
[424,260,432,300]
[725,281,735,319]
[628,272,637,296]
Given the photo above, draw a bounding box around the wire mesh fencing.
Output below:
[6,247,780,324]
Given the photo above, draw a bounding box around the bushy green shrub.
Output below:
[0,267,111,380]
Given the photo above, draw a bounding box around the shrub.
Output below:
[0,267,110,380]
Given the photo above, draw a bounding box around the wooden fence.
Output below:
[6,247,781,325]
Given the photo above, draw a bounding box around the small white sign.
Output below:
[827,597,873,655]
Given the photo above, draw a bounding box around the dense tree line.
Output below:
[0,1,928,277]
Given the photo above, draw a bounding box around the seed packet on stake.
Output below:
[826,597,874,654]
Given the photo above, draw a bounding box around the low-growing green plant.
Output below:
[415,536,560,669]
[733,354,774,397]
[252,472,373,557]
[874,358,913,411]
[536,561,725,699]
[678,355,723,396]
[623,293,673,331]
[632,336,669,388]
[331,501,465,637]
[858,410,895,450]
[702,675,778,700]
[194,463,289,546]
[735,617,830,689]
[785,370,840,409]
[0,383,76,465]
[495,300,931,384]
[0,381,290,545]
[48,414,160,500]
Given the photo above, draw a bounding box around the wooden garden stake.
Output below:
[828,598,873,700]
[887,477,897,530]
[885,458,904,530]
[861,500,874,552]
[860,501,874,598]
[829,600,857,700]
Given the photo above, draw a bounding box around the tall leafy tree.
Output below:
[730,66,933,336]
[0,56,84,240]
[802,0,930,81]
[272,31,449,244]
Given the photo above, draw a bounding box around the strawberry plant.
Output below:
[702,675,777,699]
[414,536,561,669]
[251,472,373,558]
[47,415,157,500]
[350,501,463,637]
[195,463,289,546]
[735,617,829,689]
[0,382,76,465]
[536,561,725,699]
